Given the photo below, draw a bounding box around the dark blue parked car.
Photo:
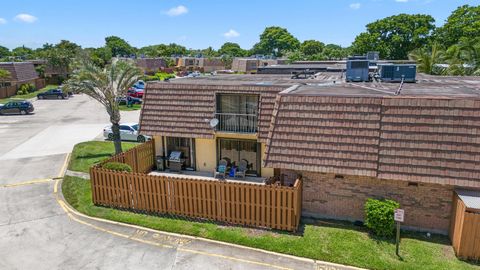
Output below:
[37,89,69,99]
[0,100,34,115]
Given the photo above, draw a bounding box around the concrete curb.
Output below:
[65,170,89,179]
[57,177,366,270]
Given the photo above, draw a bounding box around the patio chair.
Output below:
[234,160,248,179]
[214,159,228,179]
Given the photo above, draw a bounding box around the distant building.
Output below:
[135,58,167,75]
[0,62,39,87]
[177,57,225,73]
[231,58,288,73]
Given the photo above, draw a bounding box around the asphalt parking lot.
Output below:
[0,94,140,183]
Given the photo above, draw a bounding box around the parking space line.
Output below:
[57,153,71,178]
[1,178,53,188]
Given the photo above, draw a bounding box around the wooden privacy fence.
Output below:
[102,140,155,173]
[90,168,302,231]
[0,85,17,99]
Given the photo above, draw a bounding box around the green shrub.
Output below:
[16,88,27,95]
[142,72,175,82]
[102,162,132,172]
[17,83,36,95]
[364,198,400,237]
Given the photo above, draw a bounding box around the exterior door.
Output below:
[217,139,260,176]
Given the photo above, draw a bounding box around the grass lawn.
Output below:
[68,141,138,173]
[119,104,142,111]
[62,175,478,270]
[0,84,59,103]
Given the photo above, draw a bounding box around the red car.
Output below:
[127,88,144,99]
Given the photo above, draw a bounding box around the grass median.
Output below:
[119,104,142,111]
[68,141,138,173]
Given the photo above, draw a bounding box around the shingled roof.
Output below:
[264,76,480,188]
[139,73,480,188]
[139,80,285,142]
[0,62,38,82]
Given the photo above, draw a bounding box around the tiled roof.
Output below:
[139,82,284,142]
[0,62,38,82]
[264,93,480,188]
[139,74,480,188]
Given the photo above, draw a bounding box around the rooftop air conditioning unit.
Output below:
[346,60,370,82]
[379,64,417,83]
[366,51,380,61]
[348,55,367,60]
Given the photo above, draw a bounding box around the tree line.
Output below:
[0,4,478,75]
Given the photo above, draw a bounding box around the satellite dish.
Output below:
[209,118,219,128]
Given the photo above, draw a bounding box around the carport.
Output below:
[450,189,480,260]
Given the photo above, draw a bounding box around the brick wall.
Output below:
[282,170,454,234]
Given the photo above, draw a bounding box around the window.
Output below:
[119,125,132,131]
[215,94,259,133]
[131,124,139,131]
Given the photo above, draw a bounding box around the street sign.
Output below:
[394,209,404,222]
[394,208,404,257]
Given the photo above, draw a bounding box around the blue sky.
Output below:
[1,0,479,50]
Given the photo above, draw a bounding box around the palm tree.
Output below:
[409,43,444,75]
[0,68,10,80]
[65,58,141,154]
[457,38,480,75]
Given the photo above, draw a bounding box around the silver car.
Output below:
[103,123,151,142]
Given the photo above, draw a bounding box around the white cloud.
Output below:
[349,3,361,9]
[0,18,6,24]
[166,5,188,16]
[223,29,240,38]
[14,13,38,23]
[395,0,409,2]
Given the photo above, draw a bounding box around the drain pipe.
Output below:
[395,76,405,96]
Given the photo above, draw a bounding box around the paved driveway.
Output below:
[0,95,348,270]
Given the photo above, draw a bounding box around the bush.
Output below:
[364,198,400,237]
[142,72,175,82]
[102,162,132,172]
[17,83,36,95]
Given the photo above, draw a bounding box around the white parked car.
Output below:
[103,123,151,143]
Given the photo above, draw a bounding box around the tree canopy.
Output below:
[37,40,81,72]
[435,5,480,48]
[105,36,135,57]
[255,26,300,57]
[218,42,246,57]
[12,46,34,59]
[0,46,10,59]
[300,40,325,56]
[352,14,435,60]
[138,43,188,58]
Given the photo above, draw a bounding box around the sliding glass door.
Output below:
[215,94,259,133]
[217,138,260,176]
